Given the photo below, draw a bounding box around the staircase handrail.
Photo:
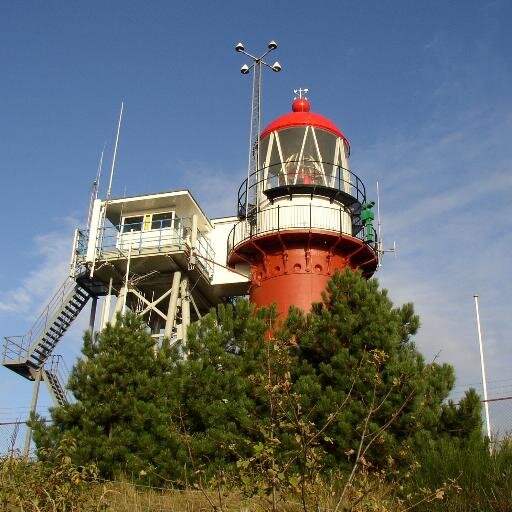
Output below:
[3,277,77,359]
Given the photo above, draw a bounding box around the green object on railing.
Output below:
[361,201,376,243]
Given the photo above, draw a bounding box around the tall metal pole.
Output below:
[245,61,262,218]
[235,41,281,218]
[473,294,492,441]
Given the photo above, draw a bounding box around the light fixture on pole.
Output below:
[235,40,281,218]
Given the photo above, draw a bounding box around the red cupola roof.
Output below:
[260,98,350,146]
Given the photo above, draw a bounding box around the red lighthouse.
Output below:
[227,94,378,318]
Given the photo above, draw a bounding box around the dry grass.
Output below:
[85,477,406,512]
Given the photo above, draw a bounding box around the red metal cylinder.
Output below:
[229,230,377,318]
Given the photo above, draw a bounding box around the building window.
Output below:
[122,216,144,232]
[151,212,175,229]
[122,212,175,232]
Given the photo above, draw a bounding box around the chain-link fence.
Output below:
[487,397,512,442]
[0,421,26,457]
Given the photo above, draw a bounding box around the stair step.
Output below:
[69,297,84,307]
[43,331,60,341]
[33,349,50,357]
[64,305,79,315]
[62,305,76,316]
[57,313,73,323]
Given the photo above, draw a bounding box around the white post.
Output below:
[99,277,113,330]
[164,271,182,339]
[180,276,190,344]
[69,228,79,277]
[189,214,198,268]
[123,230,133,314]
[473,294,492,442]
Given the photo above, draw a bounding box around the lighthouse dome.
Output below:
[256,97,352,199]
[260,98,350,148]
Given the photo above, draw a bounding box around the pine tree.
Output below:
[272,269,479,470]
[161,299,274,480]
[32,314,182,481]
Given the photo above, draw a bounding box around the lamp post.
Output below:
[235,41,281,218]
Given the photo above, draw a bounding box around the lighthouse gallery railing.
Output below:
[227,203,377,254]
[237,161,367,218]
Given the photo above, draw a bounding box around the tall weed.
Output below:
[408,435,512,511]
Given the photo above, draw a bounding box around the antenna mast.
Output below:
[106,101,124,201]
[235,41,281,218]
[376,180,396,266]
[87,144,105,229]
[90,102,124,279]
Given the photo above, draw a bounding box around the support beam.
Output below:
[89,296,98,334]
[23,369,42,459]
[164,271,181,339]
[113,284,127,323]
[181,276,190,344]
[130,288,168,321]
[100,277,113,330]
[136,287,173,317]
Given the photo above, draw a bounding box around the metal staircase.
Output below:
[2,276,92,385]
[42,355,70,406]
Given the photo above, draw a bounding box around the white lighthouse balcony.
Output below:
[227,202,377,255]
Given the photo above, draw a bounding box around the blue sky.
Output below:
[1,0,511,440]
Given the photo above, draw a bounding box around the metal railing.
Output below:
[75,216,215,279]
[2,278,77,363]
[227,203,378,254]
[237,160,367,218]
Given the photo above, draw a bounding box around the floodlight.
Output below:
[271,61,282,72]
[235,42,245,53]
[268,40,278,50]
[241,64,250,74]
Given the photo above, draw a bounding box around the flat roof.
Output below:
[103,189,212,230]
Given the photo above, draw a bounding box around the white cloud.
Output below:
[171,159,240,218]
[0,229,74,314]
